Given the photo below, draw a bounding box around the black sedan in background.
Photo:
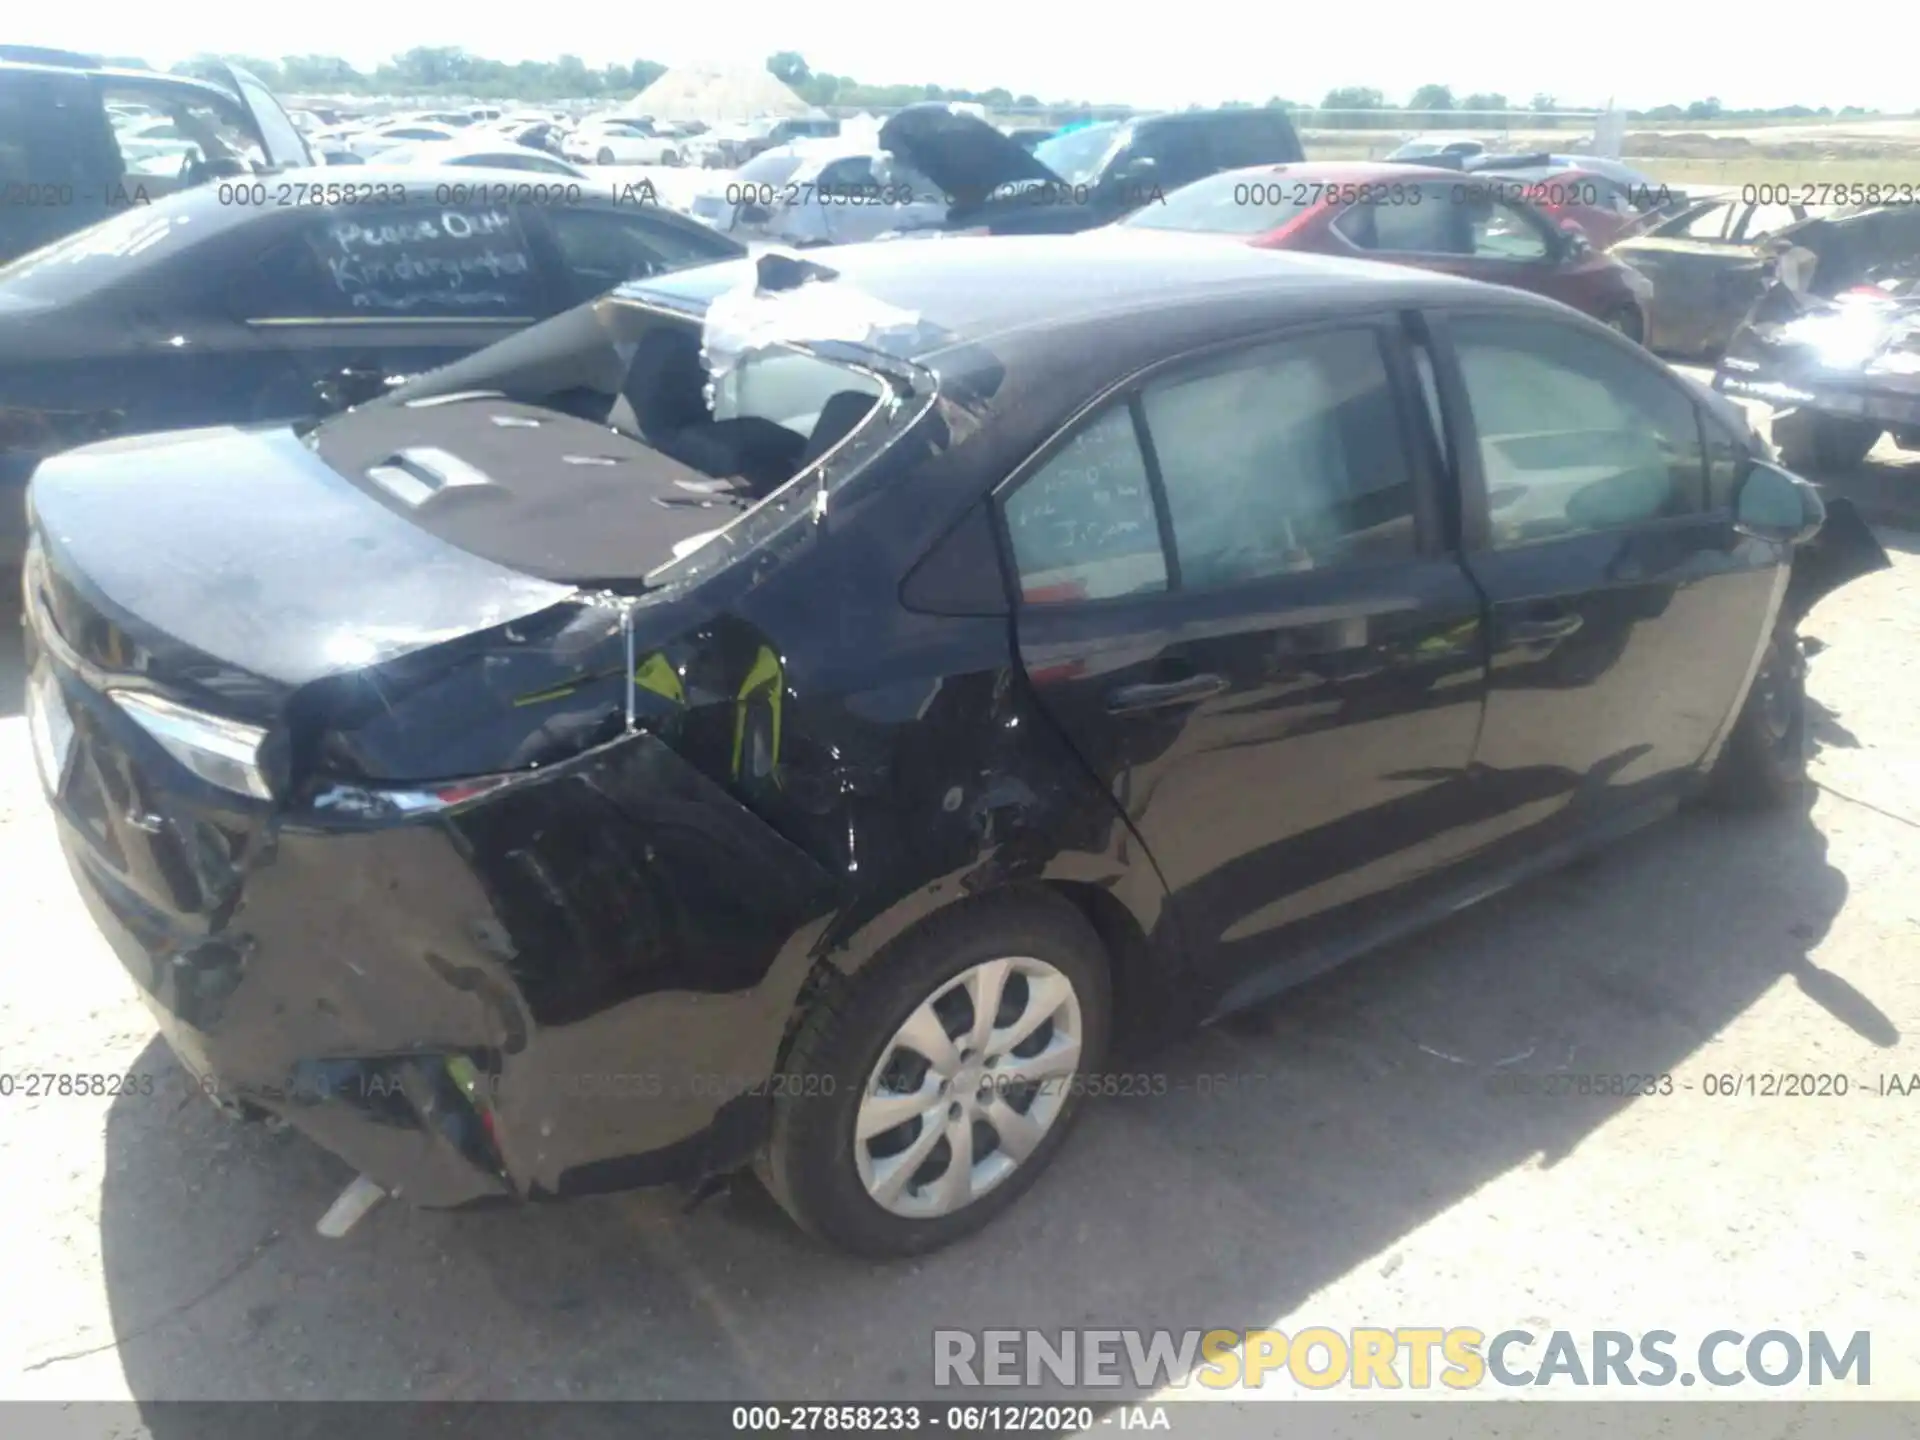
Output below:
[0,167,745,566]
[22,236,1889,1258]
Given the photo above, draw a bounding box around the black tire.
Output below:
[1775,413,1881,474]
[596,146,616,166]
[1709,622,1810,808]
[759,891,1112,1258]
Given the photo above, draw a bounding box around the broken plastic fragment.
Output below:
[699,251,926,408]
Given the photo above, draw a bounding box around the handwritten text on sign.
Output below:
[320,209,537,314]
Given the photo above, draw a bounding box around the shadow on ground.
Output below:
[87,782,1891,1413]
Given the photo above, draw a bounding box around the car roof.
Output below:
[1212,159,1472,184]
[631,229,1529,363]
[0,57,244,107]
[1137,107,1295,126]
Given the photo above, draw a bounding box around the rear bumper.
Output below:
[28,608,838,1209]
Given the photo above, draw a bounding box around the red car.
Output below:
[1466,164,1670,249]
[1123,161,1656,341]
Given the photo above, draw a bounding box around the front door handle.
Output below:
[1507,612,1584,644]
[1105,673,1228,714]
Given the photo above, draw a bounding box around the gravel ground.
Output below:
[1,470,1916,1413]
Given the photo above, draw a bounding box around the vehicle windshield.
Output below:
[1123,169,1321,235]
[736,150,806,186]
[1032,123,1120,185]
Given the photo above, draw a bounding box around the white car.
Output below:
[111,117,211,176]
[688,142,947,247]
[374,140,588,178]
[349,122,463,158]
[564,118,687,167]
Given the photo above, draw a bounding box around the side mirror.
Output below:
[1559,225,1593,261]
[1107,155,1158,190]
[1733,461,1825,545]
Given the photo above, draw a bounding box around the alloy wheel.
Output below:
[854,956,1084,1219]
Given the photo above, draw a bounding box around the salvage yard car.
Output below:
[1124,161,1657,340]
[1611,194,1816,357]
[563,117,688,167]
[0,48,313,261]
[0,169,744,568]
[877,103,1305,235]
[688,142,948,246]
[21,236,1889,1258]
[1716,201,1920,470]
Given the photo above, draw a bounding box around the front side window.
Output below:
[545,208,732,301]
[1003,405,1167,605]
[1468,199,1553,261]
[1141,329,1418,586]
[235,205,544,319]
[1450,313,1705,547]
[1113,124,1212,192]
[1333,183,1465,254]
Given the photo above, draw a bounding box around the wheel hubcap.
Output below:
[854,956,1083,1219]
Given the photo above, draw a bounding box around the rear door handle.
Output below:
[1105,673,1228,714]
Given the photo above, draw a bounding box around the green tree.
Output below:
[767,51,810,86]
[1529,92,1558,111]
[1684,96,1723,119]
[1408,83,1455,112]
[1460,92,1508,114]
[1321,86,1385,109]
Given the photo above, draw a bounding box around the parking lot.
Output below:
[2,428,1916,1408]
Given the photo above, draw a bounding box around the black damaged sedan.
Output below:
[21,234,1890,1257]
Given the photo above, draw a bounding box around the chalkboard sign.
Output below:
[308,206,543,317]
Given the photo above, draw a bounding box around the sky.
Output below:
[17,0,1918,113]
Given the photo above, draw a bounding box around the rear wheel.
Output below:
[759,893,1111,1258]
[1709,623,1810,808]
[663,149,683,167]
[1775,413,1882,474]
[596,146,616,165]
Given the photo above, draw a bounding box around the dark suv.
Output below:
[878,104,1305,235]
[0,47,312,262]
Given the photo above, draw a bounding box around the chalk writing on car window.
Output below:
[316,208,537,313]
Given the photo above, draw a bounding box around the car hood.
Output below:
[27,406,740,689]
[878,104,1063,204]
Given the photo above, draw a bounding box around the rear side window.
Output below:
[1004,406,1168,605]
[101,82,266,182]
[1001,327,1419,604]
[232,205,545,319]
[1141,329,1417,585]
[1450,313,1706,546]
